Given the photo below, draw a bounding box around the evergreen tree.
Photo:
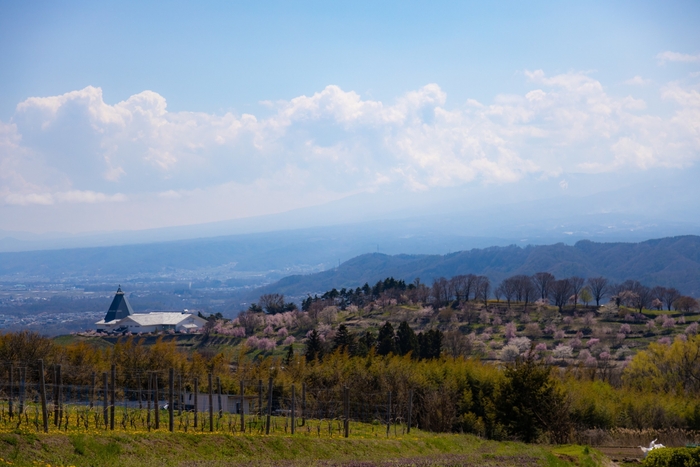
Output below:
[355,330,376,357]
[305,329,323,362]
[376,322,397,356]
[333,324,354,353]
[396,321,418,357]
[284,344,294,366]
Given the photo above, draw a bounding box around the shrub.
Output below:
[644,447,700,467]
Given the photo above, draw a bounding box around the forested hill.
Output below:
[257,235,700,298]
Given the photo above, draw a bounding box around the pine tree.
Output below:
[284,344,294,366]
[333,324,354,353]
[396,321,418,357]
[377,322,397,356]
[305,329,323,362]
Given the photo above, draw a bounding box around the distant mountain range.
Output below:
[254,236,700,299]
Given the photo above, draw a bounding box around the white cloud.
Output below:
[2,71,700,230]
[656,51,700,64]
[624,76,652,86]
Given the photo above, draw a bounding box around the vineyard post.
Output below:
[38,359,48,433]
[137,373,142,410]
[56,365,62,423]
[193,377,199,428]
[19,366,26,416]
[178,373,182,416]
[168,368,174,432]
[102,372,108,428]
[239,380,245,433]
[208,373,213,432]
[217,376,222,418]
[343,386,349,438]
[110,364,115,430]
[386,391,391,437]
[301,382,306,426]
[407,389,413,434]
[154,372,160,430]
[147,372,152,430]
[265,377,272,435]
[90,372,96,409]
[291,384,295,435]
[54,366,60,426]
[8,364,13,418]
[258,379,262,418]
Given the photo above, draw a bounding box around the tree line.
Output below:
[291,273,698,314]
[303,321,443,363]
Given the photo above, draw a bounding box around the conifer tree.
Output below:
[377,322,397,356]
[284,344,294,366]
[333,324,354,353]
[305,329,323,362]
[396,321,418,357]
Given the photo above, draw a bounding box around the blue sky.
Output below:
[1,1,699,234]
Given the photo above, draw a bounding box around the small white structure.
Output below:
[119,312,206,334]
[96,286,206,333]
[183,392,257,414]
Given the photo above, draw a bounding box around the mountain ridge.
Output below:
[254,235,700,299]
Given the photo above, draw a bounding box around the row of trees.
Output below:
[2,330,700,441]
[293,273,697,314]
[304,322,443,362]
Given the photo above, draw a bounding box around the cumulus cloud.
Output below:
[624,76,652,86]
[2,71,700,220]
[656,51,700,64]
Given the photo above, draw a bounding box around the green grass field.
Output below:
[0,424,605,467]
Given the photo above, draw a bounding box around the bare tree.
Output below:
[518,275,537,308]
[259,293,285,314]
[569,277,585,309]
[475,276,490,305]
[431,277,450,308]
[533,272,555,300]
[550,279,572,313]
[499,277,517,307]
[587,277,609,307]
[661,287,681,311]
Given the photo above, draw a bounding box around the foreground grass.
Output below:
[0,427,603,467]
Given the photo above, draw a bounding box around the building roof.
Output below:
[103,286,134,322]
[120,312,202,326]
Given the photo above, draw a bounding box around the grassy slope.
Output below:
[0,430,604,467]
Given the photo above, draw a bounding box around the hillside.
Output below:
[257,235,700,298]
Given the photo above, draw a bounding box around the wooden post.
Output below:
[154,372,160,430]
[386,391,391,437]
[19,367,26,416]
[291,384,296,435]
[38,360,48,433]
[407,389,413,434]
[258,379,263,418]
[8,364,13,418]
[147,372,152,430]
[110,364,115,430]
[90,372,96,409]
[102,372,108,428]
[53,366,60,425]
[137,373,142,410]
[217,376,223,418]
[193,377,199,428]
[266,377,272,435]
[343,386,349,438]
[208,373,213,432]
[301,382,306,426]
[56,365,62,424]
[178,373,182,416]
[168,368,174,432]
[239,380,245,433]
